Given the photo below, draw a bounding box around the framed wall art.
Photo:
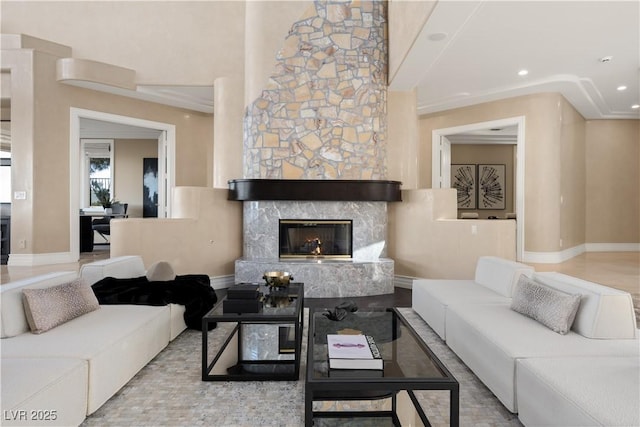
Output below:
[478,164,505,209]
[143,157,158,218]
[451,164,477,209]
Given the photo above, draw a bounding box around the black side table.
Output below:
[202,283,304,381]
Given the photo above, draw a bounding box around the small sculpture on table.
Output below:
[263,271,293,291]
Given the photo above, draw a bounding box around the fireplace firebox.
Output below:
[279,220,352,259]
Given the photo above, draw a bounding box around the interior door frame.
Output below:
[431,116,526,261]
[69,108,176,259]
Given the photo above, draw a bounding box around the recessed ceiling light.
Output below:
[632,104,640,109]
[518,69,529,76]
[617,85,627,91]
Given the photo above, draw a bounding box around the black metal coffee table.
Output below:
[202,283,303,381]
[305,308,459,426]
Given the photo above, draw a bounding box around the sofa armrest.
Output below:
[533,272,637,339]
[79,256,146,285]
[1,272,79,338]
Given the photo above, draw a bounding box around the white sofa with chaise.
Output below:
[0,256,195,426]
[412,257,639,426]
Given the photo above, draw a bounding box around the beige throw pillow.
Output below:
[22,278,100,334]
[146,261,176,282]
[511,275,581,335]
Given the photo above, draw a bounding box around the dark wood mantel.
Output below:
[228,179,402,202]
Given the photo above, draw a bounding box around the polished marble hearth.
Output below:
[235,257,394,298]
[234,198,394,298]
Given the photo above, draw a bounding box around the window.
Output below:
[89,157,111,206]
[81,140,113,208]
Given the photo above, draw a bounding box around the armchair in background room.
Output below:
[93,203,128,244]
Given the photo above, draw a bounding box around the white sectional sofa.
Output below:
[0,256,193,426]
[412,256,640,426]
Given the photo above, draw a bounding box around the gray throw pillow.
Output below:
[22,278,100,334]
[511,275,581,335]
[146,261,176,282]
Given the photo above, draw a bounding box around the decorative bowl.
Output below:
[263,271,293,288]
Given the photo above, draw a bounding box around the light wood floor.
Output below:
[1,247,111,284]
[528,251,639,296]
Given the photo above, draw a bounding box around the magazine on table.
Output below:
[327,334,383,370]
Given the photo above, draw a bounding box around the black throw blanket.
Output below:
[92,275,218,331]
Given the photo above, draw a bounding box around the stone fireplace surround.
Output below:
[232,180,400,298]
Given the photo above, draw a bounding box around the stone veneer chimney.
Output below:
[243,0,388,180]
[236,1,394,298]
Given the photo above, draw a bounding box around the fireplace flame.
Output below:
[306,237,322,255]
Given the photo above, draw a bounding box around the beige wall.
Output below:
[585,120,640,244]
[1,1,245,85]
[559,98,586,250]
[418,94,639,254]
[213,77,244,189]
[113,139,157,218]
[388,188,516,279]
[5,46,212,257]
[111,187,242,277]
[387,90,419,187]
[419,93,564,253]
[451,144,515,218]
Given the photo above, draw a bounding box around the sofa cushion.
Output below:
[146,261,176,282]
[1,272,79,338]
[534,272,637,339]
[412,278,509,340]
[511,275,581,334]
[474,256,534,297]
[516,357,640,427]
[22,279,100,334]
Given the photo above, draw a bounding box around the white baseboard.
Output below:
[523,242,639,264]
[585,243,640,252]
[523,245,586,264]
[394,275,417,289]
[210,274,235,290]
[8,252,77,267]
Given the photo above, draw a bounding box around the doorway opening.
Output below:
[432,116,525,261]
[69,108,176,259]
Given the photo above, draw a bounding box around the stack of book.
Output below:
[223,284,262,313]
[327,334,383,370]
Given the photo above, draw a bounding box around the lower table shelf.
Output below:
[201,285,304,382]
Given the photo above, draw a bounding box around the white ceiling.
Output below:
[147,1,638,120]
[391,0,640,119]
